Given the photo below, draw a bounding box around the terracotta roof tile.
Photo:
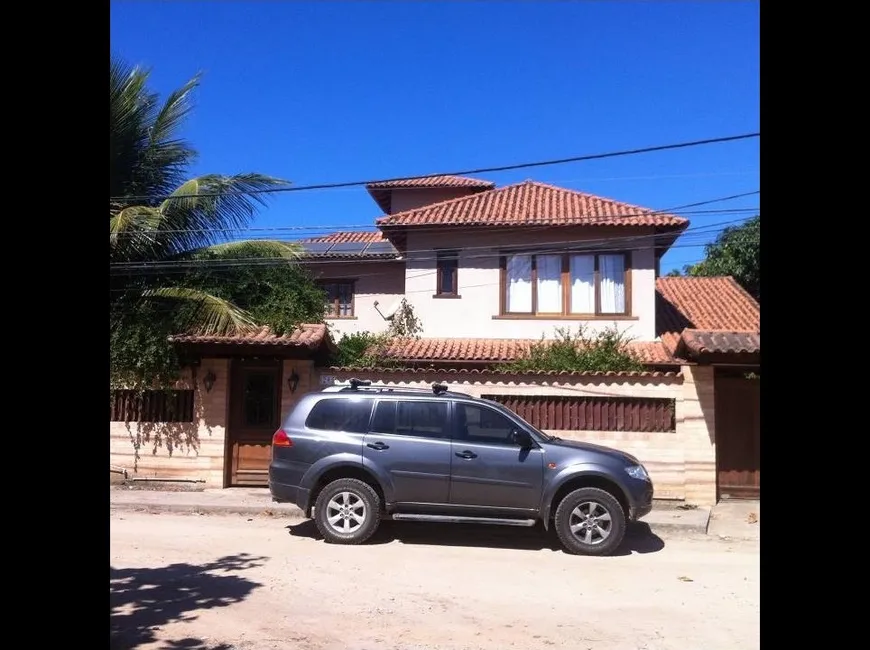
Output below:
[328,366,682,379]
[680,330,760,356]
[655,276,760,335]
[373,337,680,366]
[302,231,385,244]
[169,323,328,348]
[366,175,495,190]
[376,180,688,229]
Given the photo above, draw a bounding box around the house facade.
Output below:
[110,175,760,506]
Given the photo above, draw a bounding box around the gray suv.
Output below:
[269,380,654,556]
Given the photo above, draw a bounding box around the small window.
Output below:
[319,281,355,317]
[436,251,459,296]
[455,403,519,445]
[305,398,373,433]
[371,400,450,439]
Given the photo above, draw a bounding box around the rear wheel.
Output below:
[313,478,382,545]
[554,487,626,556]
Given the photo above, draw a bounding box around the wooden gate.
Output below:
[226,359,282,487]
[715,370,760,499]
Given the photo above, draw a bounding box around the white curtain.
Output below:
[506,255,532,312]
[600,254,626,313]
[570,255,595,314]
[536,255,562,312]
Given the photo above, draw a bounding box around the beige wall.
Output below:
[109,359,317,488]
[110,359,230,487]
[389,188,480,214]
[304,260,406,338]
[320,365,718,505]
[401,226,658,340]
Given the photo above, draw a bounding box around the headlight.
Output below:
[625,465,649,480]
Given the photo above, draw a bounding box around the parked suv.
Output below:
[269,380,653,556]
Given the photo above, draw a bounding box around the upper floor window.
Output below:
[501,252,630,317]
[435,250,459,297]
[319,281,355,318]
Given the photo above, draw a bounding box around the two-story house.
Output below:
[110,175,760,507]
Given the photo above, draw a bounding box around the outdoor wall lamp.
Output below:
[203,370,217,393]
[288,369,300,394]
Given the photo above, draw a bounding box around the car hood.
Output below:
[544,437,639,465]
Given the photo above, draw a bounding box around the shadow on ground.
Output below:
[110,553,267,650]
[286,519,663,556]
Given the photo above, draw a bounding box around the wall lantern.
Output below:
[202,370,217,393]
[288,369,300,393]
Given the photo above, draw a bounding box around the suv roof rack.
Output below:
[325,378,468,397]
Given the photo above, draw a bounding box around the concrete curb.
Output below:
[110,500,711,535]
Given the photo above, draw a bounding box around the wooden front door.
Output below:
[227,360,282,487]
[715,371,760,499]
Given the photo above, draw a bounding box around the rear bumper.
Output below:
[269,481,311,514]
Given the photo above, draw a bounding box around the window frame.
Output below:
[434,250,460,298]
[499,251,632,318]
[369,398,452,440]
[317,279,356,319]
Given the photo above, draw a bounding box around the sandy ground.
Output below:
[110,511,760,650]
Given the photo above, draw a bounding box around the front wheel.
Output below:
[554,487,626,556]
[313,478,382,545]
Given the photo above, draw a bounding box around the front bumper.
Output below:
[629,483,654,521]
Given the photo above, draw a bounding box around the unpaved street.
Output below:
[110,511,759,650]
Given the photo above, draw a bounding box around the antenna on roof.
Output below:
[432,383,448,395]
[348,378,372,390]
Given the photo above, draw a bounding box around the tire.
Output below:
[313,478,382,545]
[554,487,626,556]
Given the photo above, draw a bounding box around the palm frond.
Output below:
[182,239,302,261]
[151,173,291,257]
[110,206,163,261]
[144,287,258,336]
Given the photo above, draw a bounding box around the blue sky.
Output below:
[110,0,759,273]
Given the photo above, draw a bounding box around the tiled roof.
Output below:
[328,367,682,379]
[366,175,495,190]
[169,324,329,348]
[680,330,761,356]
[376,180,689,229]
[655,276,760,335]
[302,231,386,244]
[374,337,681,366]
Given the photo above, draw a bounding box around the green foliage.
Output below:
[686,215,760,301]
[109,53,321,390]
[502,326,645,373]
[331,300,423,368]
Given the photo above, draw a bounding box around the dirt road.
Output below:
[110,511,759,650]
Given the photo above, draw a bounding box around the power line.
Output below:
[109,190,760,238]
[110,215,749,276]
[110,132,760,203]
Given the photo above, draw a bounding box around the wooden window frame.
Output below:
[434,250,460,299]
[318,279,357,319]
[498,251,633,320]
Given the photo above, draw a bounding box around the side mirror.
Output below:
[510,429,533,448]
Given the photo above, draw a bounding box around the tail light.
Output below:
[273,429,293,447]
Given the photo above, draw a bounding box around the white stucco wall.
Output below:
[401,227,658,341]
[303,260,406,338]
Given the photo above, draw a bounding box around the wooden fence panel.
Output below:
[110,390,195,423]
[482,395,676,433]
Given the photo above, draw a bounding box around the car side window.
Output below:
[370,400,450,440]
[456,403,518,445]
[305,398,373,433]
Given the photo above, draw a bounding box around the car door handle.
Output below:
[367,442,389,451]
[455,450,478,459]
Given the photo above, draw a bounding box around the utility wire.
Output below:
[110,132,760,203]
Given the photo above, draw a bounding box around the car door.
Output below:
[449,401,544,512]
[362,398,452,506]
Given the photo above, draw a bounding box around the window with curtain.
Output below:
[502,252,629,316]
[318,281,355,317]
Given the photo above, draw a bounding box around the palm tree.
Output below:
[110,53,300,338]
